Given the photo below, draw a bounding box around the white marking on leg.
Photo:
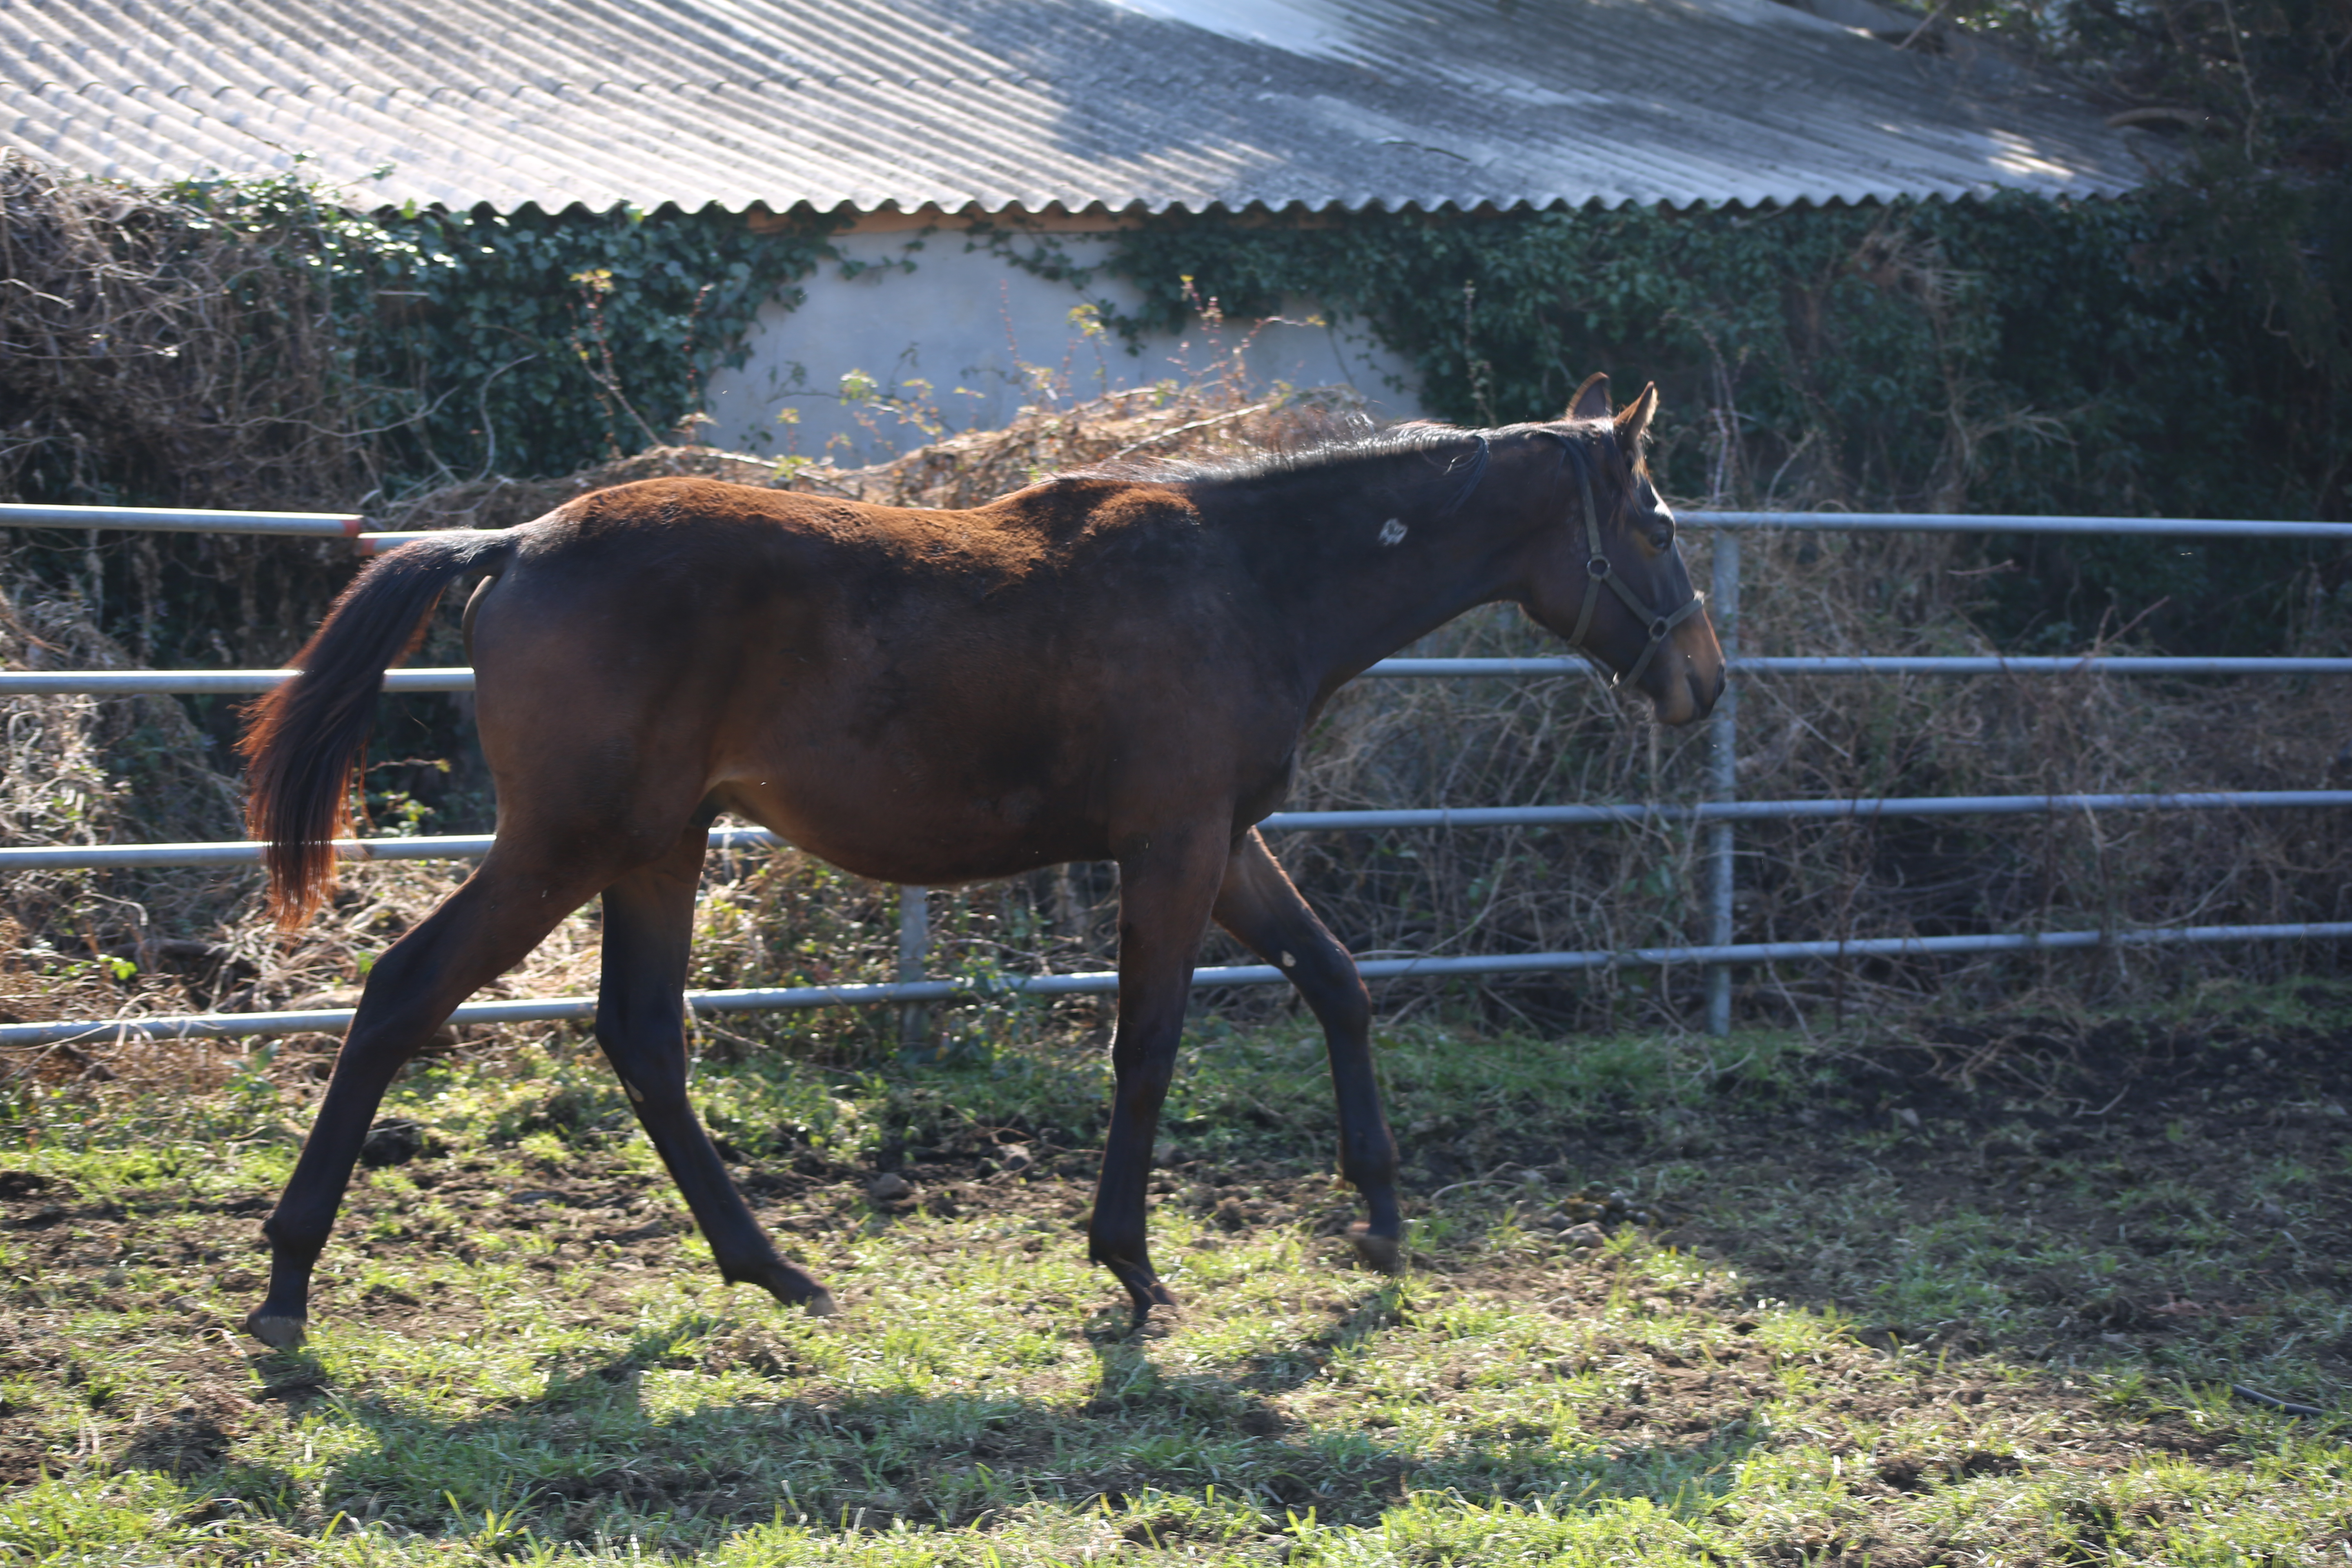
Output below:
[1378,518,1406,546]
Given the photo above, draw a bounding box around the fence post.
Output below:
[897,886,931,1048]
[1706,533,1741,1036]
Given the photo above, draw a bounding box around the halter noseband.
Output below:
[1559,437,1706,690]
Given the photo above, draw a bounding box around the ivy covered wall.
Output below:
[356,201,839,486]
[1070,194,2348,654]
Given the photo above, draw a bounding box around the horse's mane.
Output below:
[1077,416,1439,484]
[1068,413,1615,519]
[1071,415,1468,485]
[1078,417,1526,514]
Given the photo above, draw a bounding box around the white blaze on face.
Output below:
[1378,518,1407,546]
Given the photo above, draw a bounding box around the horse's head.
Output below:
[1517,376,1725,726]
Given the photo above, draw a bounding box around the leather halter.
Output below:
[1560,437,1706,690]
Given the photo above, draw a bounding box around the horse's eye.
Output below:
[1643,503,1675,552]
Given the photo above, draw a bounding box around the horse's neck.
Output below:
[1265,460,1530,688]
[1315,557,1511,683]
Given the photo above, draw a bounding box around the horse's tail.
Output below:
[240,531,516,927]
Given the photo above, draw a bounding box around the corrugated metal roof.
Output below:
[1,0,2150,214]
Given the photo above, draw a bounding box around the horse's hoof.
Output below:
[245,1310,308,1350]
[1348,1225,1404,1275]
[733,1257,835,1314]
[1114,1276,1178,1331]
[1127,1288,1180,1334]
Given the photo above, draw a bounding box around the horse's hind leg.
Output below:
[594,824,834,1314]
[1212,830,1403,1272]
[247,846,624,1348]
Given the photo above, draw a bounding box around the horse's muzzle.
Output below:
[1686,662,1727,721]
[1646,623,1725,726]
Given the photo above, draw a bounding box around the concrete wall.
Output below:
[700,215,1427,466]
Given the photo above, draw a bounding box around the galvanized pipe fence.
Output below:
[4,500,2350,1049]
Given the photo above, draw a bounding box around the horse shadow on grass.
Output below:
[184,1290,1771,1553]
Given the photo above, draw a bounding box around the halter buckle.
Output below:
[1586,556,1611,579]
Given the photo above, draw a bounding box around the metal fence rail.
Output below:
[1693,512,2352,539]
[10,656,2352,698]
[1378,656,2352,676]
[0,503,361,538]
[5,501,2349,1042]
[5,792,2349,873]
[351,512,2352,552]
[9,920,2350,1049]
[22,505,2348,554]
[0,668,479,695]
[1733,656,2352,676]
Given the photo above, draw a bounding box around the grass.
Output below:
[2,980,2348,1565]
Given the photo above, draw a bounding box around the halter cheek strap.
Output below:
[1563,443,1706,690]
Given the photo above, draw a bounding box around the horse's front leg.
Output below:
[1212,829,1402,1272]
[1089,826,1231,1326]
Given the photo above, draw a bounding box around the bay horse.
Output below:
[237,374,1722,1348]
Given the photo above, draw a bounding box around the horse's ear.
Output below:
[1566,373,1610,422]
[1614,382,1659,447]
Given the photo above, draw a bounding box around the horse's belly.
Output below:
[715,773,1108,886]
